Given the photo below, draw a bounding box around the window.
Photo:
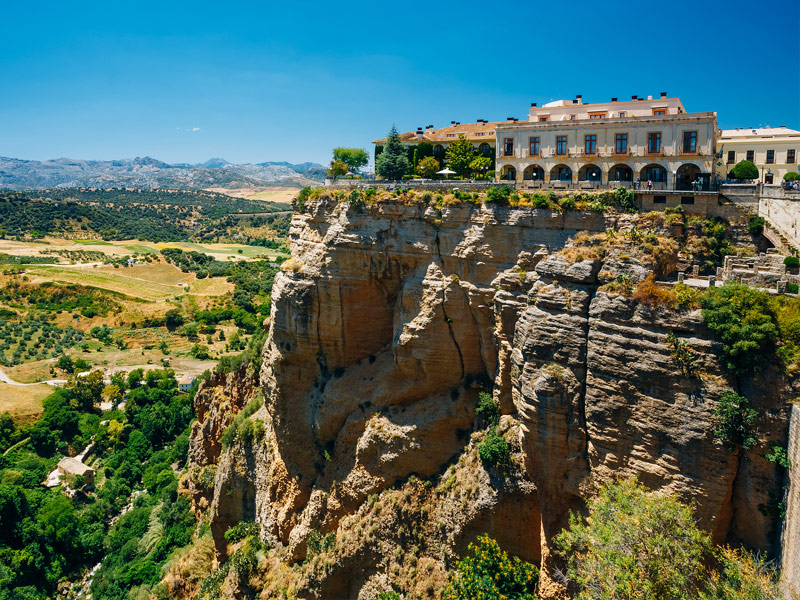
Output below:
[475,132,486,137]
[766,149,775,164]
[529,137,540,156]
[615,133,628,154]
[683,131,697,153]
[556,136,568,155]
[746,150,754,162]
[653,195,667,204]
[570,114,577,120]
[789,149,796,164]
[503,138,514,156]
[727,150,735,164]
[647,132,661,153]
[681,196,695,205]
[589,112,606,120]
[539,116,548,122]
[653,109,666,116]
[446,133,456,137]
[618,111,627,118]
[584,134,597,155]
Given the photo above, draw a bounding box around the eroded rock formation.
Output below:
[188,198,791,598]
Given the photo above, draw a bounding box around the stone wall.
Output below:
[783,404,800,595]
[760,188,800,250]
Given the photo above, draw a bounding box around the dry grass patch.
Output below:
[0,382,53,419]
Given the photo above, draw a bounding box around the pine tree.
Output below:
[375,125,410,180]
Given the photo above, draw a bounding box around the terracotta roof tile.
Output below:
[373,121,503,144]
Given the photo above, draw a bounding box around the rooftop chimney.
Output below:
[632,95,638,100]
[415,128,423,139]
[507,116,514,122]
[661,91,667,98]
[531,102,537,107]
[611,97,618,102]
[426,125,434,132]
[647,95,653,100]
[572,99,578,104]
[576,94,582,104]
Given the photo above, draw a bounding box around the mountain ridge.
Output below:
[0,155,326,190]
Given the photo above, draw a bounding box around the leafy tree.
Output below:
[469,156,492,178]
[784,171,800,181]
[375,125,410,180]
[416,156,440,179]
[56,354,74,374]
[712,391,758,451]
[730,160,759,181]
[748,215,766,236]
[444,135,477,178]
[164,309,183,331]
[332,148,369,173]
[700,282,779,375]
[556,478,710,600]
[442,534,538,600]
[103,384,124,410]
[67,370,105,411]
[327,159,348,179]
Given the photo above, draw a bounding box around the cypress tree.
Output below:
[375,125,411,180]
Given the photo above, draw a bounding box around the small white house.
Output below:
[178,374,196,392]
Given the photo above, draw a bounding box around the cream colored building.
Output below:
[716,127,800,183]
[495,93,718,190]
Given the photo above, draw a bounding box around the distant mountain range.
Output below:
[0,156,327,190]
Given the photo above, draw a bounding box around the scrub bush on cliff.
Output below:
[556,478,710,600]
[700,282,778,376]
[442,534,538,600]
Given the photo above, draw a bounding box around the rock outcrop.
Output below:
[189,198,792,598]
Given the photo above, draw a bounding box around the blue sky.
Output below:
[1,0,797,165]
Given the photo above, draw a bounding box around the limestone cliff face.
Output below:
[189,198,791,598]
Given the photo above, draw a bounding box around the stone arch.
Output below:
[640,163,667,183]
[578,164,602,182]
[550,164,572,182]
[501,165,516,181]
[523,165,545,181]
[676,163,701,190]
[608,164,633,182]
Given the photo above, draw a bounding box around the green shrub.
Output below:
[475,391,499,428]
[700,282,778,375]
[485,185,512,205]
[442,534,538,600]
[783,172,799,181]
[478,429,510,467]
[789,283,799,294]
[665,332,697,377]
[730,160,759,180]
[306,529,336,557]
[556,478,710,600]
[748,215,766,236]
[224,521,260,543]
[220,394,263,447]
[765,443,791,468]
[558,196,576,211]
[613,186,636,211]
[784,256,799,269]
[296,187,312,213]
[375,593,403,600]
[712,391,758,451]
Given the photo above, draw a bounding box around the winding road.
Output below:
[0,365,65,386]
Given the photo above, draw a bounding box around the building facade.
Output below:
[495,94,718,190]
[716,127,800,183]
[373,120,501,172]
